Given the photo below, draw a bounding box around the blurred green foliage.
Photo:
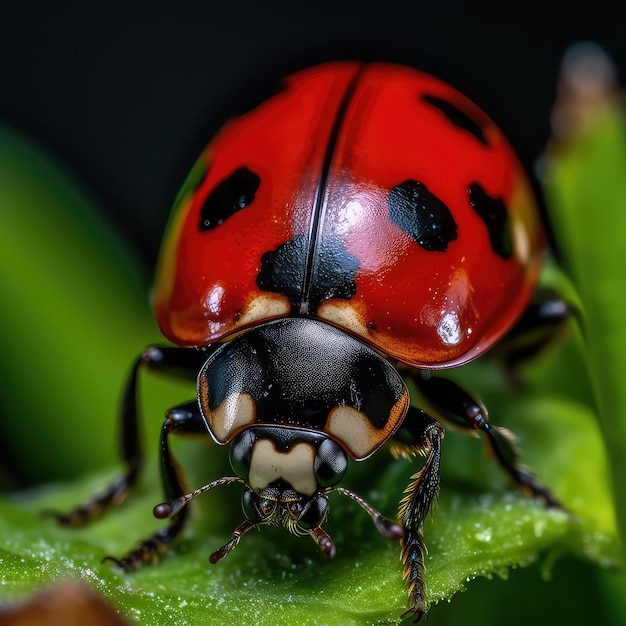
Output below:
[543,107,626,557]
[0,126,192,487]
[0,107,623,625]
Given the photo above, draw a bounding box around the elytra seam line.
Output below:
[299,63,367,314]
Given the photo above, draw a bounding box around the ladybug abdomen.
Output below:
[154,63,544,368]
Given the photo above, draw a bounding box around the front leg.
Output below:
[106,401,209,571]
[45,345,211,526]
[393,407,444,621]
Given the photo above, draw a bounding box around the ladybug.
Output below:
[50,62,567,620]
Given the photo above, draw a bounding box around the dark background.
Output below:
[1,4,625,274]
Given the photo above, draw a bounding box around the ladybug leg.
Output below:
[45,346,210,527]
[413,372,563,509]
[104,400,210,571]
[393,407,444,621]
[495,289,570,386]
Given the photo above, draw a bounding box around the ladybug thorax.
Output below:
[196,318,409,461]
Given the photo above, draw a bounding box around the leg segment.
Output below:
[106,401,209,571]
[495,289,570,385]
[413,371,562,508]
[46,346,211,527]
[393,407,444,621]
[333,487,404,541]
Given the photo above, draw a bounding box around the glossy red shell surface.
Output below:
[154,62,545,368]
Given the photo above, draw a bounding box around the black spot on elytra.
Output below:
[469,183,512,259]
[388,180,458,251]
[422,94,488,146]
[199,167,260,232]
[256,234,359,311]
[307,235,359,308]
[257,235,308,307]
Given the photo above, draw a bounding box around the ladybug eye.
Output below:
[314,439,347,487]
[199,166,260,232]
[241,487,275,522]
[292,494,328,530]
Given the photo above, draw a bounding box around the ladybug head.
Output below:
[154,424,403,563]
[224,427,347,556]
[240,487,334,555]
[154,422,404,566]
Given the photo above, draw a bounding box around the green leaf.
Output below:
[0,125,618,624]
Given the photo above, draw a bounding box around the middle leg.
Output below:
[107,401,212,571]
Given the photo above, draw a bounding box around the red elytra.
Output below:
[154,62,544,368]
